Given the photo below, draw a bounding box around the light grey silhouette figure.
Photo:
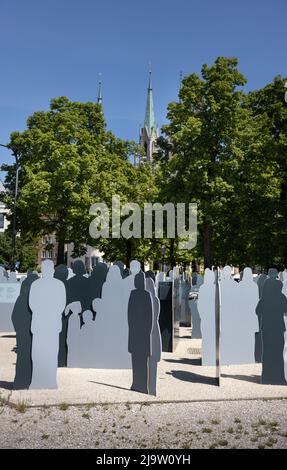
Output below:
[8,272,17,283]
[237,267,259,364]
[92,264,131,368]
[220,265,239,365]
[128,271,153,394]
[197,268,216,365]
[146,277,162,396]
[29,260,66,389]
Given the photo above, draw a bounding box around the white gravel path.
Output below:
[0,399,286,449]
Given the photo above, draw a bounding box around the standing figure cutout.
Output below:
[256,277,287,385]
[12,272,38,389]
[29,260,66,389]
[128,271,153,394]
[146,277,162,396]
[54,264,69,367]
[197,269,216,365]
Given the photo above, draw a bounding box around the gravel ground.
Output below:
[0,398,286,449]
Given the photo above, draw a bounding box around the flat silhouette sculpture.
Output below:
[12,272,38,389]
[281,272,287,380]
[145,270,156,283]
[237,267,259,364]
[114,260,125,277]
[88,262,108,318]
[180,277,191,325]
[146,277,162,396]
[68,310,96,368]
[91,265,131,368]
[66,260,91,324]
[197,269,216,365]
[66,304,82,368]
[54,264,69,367]
[220,265,240,365]
[128,271,153,394]
[29,260,66,389]
[256,277,287,384]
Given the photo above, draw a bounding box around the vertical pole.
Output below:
[215,267,221,386]
[11,154,19,271]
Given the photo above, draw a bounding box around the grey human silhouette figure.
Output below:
[12,272,38,389]
[256,277,287,385]
[128,271,153,394]
[146,277,162,396]
[88,262,108,318]
[268,268,278,280]
[114,260,125,277]
[54,264,69,367]
[29,260,66,389]
[145,270,156,283]
[257,273,267,299]
[65,260,90,324]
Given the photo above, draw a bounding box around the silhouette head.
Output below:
[72,260,86,276]
[114,261,125,275]
[54,264,69,282]
[41,260,54,279]
[106,265,121,284]
[145,270,156,282]
[123,268,130,278]
[242,267,253,283]
[223,265,232,280]
[268,268,278,279]
[134,271,145,290]
[83,310,94,325]
[204,268,214,284]
[146,277,156,296]
[168,270,174,280]
[91,262,108,280]
[130,260,141,275]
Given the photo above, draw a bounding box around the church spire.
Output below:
[97,74,102,105]
[144,69,156,136]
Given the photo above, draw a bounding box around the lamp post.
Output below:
[0,143,19,271]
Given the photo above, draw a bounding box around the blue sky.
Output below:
[0,0,286,171]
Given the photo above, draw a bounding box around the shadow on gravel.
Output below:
[221,373,261,384]
[89,381,131,392]
[166,370,217,385]
[164,357,202,366]
[0,381,14,390]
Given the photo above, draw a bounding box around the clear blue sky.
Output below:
[0,0,286,170]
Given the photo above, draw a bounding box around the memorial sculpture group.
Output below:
[1,261,287,395]
[197,266,287,385]
[8,260,162,395]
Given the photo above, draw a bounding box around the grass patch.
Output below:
[41,434,49,440]
[217,439,228,447]
[202,428,213,433]
[265,437,277,448]
[82,413,90,419]
[14,399,29,413]
[210,419,220,425]
[59,402,69,411]
[234,417,241,424]
[226,427,234,434]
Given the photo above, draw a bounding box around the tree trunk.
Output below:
[125,239,132,268]
[57,240,65,265]
[203,222,212,269]
[169,238,176,268]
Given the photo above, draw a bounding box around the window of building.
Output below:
[0,213,4,229]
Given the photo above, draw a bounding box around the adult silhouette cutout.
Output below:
[257,273,267,299]
[146,277,162,396]
[12,272,38,389]
[91,265,131,368]
[237,267,259,364]
[123,267,131,279]
[220,265,239,365]
[67,310,96,368]
[180,276,191,325]
[66,306,82,368]
[128,271,153,394]
[197,269,216,365]
[8,272,17,283]
[282,271,287,380]
[145,270,156,283]
[54,264,69,367]
[256,277,287,384]
[114,260,125,277]
[29,260,66,389]
[88,262,108,318]
[66,260,91,324]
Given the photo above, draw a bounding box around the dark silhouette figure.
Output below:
[88,262,108,318]
[256,278,287,385]
[66,260,90,324]
[257,273,267,299]
[122,267,131,279]
[54,264,69,367]
[12,272,38,389]
[114,261,125,277]
[128,271,153,394]
[145,270,156,283]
